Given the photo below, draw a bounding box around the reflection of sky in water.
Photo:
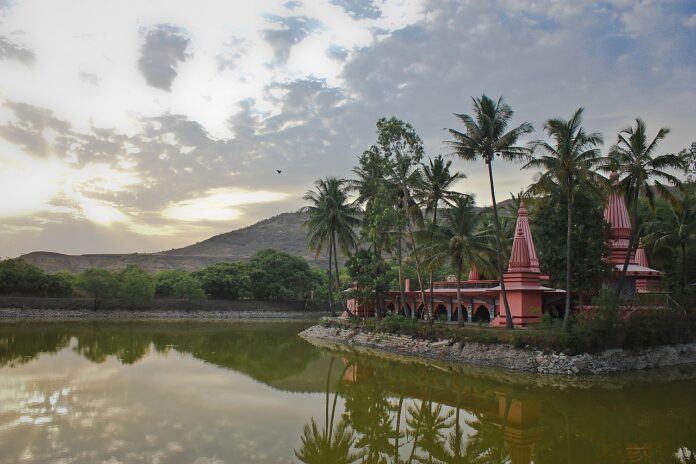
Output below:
[0,344,328,463]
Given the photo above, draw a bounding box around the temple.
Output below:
[345,174,665,325]
[603,172,664,297]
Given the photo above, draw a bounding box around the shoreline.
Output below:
[0,308,329,322]
[300,324,696,376]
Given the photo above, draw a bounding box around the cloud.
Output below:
[330,0,382,19]
[261,15,324,64]
[79,72,100,86]
[0,35,35,65]
[216,36,250,71]
[161,188,287,222]
[137,24,191,91]
[685,14,696,28]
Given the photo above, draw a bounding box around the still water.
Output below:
[1,321,695,464]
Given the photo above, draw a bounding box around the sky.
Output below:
[1,0,695,258]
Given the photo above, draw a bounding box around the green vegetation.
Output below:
[300,94,694,337]
[0,248,330,309]
[326,295,696,354]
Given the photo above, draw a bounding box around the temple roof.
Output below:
[603,172,632,241]
[515,200,540,272]
[508,224,532,272]
[635,240,649,267]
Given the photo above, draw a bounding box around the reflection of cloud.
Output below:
[161,188,287,222]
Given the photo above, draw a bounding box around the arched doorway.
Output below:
[434,304,447,321]
[386,302,395,315]
[472,305,490,323]
[454,305,467,322]
[402,303,411,317]
[416,304,425,320]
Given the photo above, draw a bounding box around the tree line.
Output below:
[303,94,696,330]
[0,249,329,310]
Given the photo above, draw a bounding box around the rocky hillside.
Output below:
[21,212,329,273]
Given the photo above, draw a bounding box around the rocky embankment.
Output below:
[0,308,328,321]
[300,325,696,376]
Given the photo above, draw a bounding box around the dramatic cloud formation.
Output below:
[138,24,191,91]
[0,34,34,65]
[0,0,695,257]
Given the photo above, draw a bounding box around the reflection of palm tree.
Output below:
[295,418,362,464]
[407,399,454,464]
[464,411,509,464]
[296,357,363,464]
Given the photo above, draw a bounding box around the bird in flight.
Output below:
[276,169,282,174]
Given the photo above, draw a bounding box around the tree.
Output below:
[303,177,360,316]
[193,262,251,299]
[153,270,190,297]
[447,95,533,328]
[0,258,48,295]
[418,154,465,324]
[378,117,430,319]
[531,191,612,302]
[77,269,120,310]
[249,249,318,300]
[351,146,401,318]
[644,190,696,292]
[605,118,683,296]
[525,108,604,331]
[345,249,393,311]
[171,274,206,301]
[117,264,154,308]
[426,196,493,325]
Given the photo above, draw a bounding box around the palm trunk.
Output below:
[398,229,408,318]
[332,234,342,314]
[456,263,464,326]
[487,161,513,329]
[681,241,687,293]
[429,207,438,325]
[402,189,429,320]
[616,189,640,298]
[327,236,335,317]
[562,190,573,331]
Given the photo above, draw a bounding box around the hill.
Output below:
[21,212,329,273]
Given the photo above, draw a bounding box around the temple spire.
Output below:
[635,239,649,267]
[513,200,540,272]
[508,224,532,272]
[603,172,635,265]
[468,265,480,281]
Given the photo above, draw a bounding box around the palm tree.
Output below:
[605,118,683,296]
[303,178,361,316]
[427,196,494,324]
[644,191,696,292]
[447,95,533,329]
[524,108,603,331]
[418,155,465,322]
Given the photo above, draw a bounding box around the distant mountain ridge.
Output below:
[21,212,330,273]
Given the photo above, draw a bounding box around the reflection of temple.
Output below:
[346,172,666,325]
[603,172,664,298]
[498,393,543,464]
[347,200,565,326]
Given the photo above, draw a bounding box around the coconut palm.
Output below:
[524,108,604,331]
[447,95,533,329]
[418,155,465,322]
[303,177,361,316]
[644,191,696,292]
[426,196,494,324]
[605,118,684,296]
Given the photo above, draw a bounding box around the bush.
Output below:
[624,309,696,349]
[77,269,120,310]
[118,265,154,308]
[375,315,420,337]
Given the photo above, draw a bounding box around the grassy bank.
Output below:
[324,305,696,355]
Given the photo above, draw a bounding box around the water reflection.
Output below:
[298,353,696,464]
[1,322,696,463]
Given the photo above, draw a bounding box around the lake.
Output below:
[1,321,695,463]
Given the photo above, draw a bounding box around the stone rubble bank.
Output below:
[300,325,696,376]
